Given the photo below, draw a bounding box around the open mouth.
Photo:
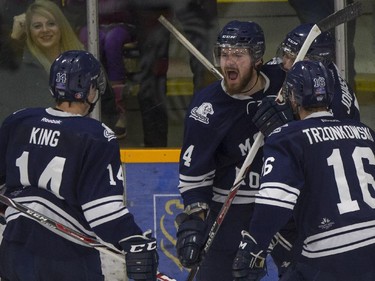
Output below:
[226,70,238,80]
[40,35,53,41]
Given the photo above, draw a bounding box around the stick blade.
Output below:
[317,1,363,32]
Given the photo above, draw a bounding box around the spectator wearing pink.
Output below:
[78,0,133,139]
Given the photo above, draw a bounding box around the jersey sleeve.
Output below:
[178,108,223,206]
[77,135,142,248]
[249,125,304,250]
[178,83,237,206]
[330,64,360,121]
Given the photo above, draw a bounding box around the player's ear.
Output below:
[254,58,263,71]
[87,84,97,103]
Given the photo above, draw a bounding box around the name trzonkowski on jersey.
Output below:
[302,124,374,144]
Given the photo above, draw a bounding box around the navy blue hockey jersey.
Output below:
[329,62,360,120]
[0,108,142,259]
[178,63,285,208]
[250,112,375,280]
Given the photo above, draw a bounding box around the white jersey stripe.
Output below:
[83,201,127,223]
[82,195,124,209]
[89,207,130,228]
[302,221,375,258]
[178,170,216,193]
[212,186,259,204]
[260,182,300,196]
[255,198,294,209]
[5,196,96,238]
[178,170,216,182]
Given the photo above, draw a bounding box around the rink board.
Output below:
[122,150,278,280]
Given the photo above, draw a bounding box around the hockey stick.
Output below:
[158,15,224,80]
[186,2,363,280]
[0,194,176,281]
[185,133,264,281]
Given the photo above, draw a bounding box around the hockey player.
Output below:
[277,23,360,120]
[0,50,158,281]
[255,24,363,277]
[174,20,289,280]
[232,60,375,281]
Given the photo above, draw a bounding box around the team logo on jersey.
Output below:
[318,217,335,230]
[189,102,214,124]
[102,123,116,141]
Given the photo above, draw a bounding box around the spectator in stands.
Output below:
[78,0,135,140]
[0,0,33,69]
[126,0,219,147]
[0,1,119,137]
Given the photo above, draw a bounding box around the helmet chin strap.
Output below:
[293,104,302,120]
[84,88,100,116]
[238,73,259,94]
[86,101,97,115]
[84,97,100,116]
[238,61,262,94]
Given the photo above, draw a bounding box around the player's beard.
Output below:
[224,66,255,96]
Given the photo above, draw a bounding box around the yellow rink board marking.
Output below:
[356,73,375,93]
[120,149,181,163]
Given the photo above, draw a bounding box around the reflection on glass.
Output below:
[0,1,85,123]
[0,1,373,148]
[0,1,118,139]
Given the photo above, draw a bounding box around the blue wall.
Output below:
[125,162,278,280]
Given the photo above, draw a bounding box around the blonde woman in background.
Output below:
[24,0,84,72]
[0,0,118,134]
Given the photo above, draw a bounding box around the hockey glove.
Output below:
[120,230,159,281]
[232,230,267,281]
[175,212,207,268]
[252,97,294,137]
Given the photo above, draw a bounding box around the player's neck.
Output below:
[55,102,89,116]
[299,107,329,120]
[244,74,265,96]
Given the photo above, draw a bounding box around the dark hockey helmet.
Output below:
[49,50,106,102]
[282,60,334,108]
[277,23,335,67]
[214,20,265,65]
